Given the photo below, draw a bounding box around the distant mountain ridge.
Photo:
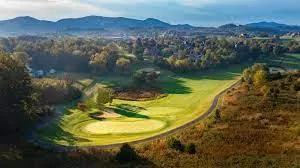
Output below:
[0,16,300,36]
[243,21,300,34]
[0,16,173,34]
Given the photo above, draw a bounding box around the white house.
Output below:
[49,69,56,74]
[35,70,44,78]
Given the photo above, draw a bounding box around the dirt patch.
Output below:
[101,109,121,118]
[114,87,168,101]
[90,109,121,119]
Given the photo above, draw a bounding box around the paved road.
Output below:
[28,79,240,152]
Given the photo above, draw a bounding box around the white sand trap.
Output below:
[100,109,121,118]
[83,119,166,134]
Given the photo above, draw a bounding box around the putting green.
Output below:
[83,119,166,134]
[35,66,244,146]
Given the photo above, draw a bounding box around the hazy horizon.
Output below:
[0,0,299,27]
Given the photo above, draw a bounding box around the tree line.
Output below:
[1,36,298,74]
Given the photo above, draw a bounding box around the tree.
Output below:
[185,143,196,154]
[215,109,221,123]
[133,69,160,87]
[273,45,286,57]
[167,138,184,152]
[133,38,144,61]
[161,48,173,57]
[253,70,269,87]
[116,144,138,163]
[292,80,300,91]
[116,57,131,74]
[127,41,133,54]
[0,54,38,134]
[89,47,118,73]
[243,68,252,83]
[261,43,273,56]
[96,87,114,108]
[11,51,31,65]
[263,87,280,109]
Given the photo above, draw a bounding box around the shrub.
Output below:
[96,87,114,107]
[271,72,282,80]
[116,144,137,163]
[77,103,88,111]
[185,143,196,154]
[215,109,221,123]
[292,81,300,91]
[167,138,184,152]
[285,75,293,83]
[41,105,55,116]
[253,70,269,87]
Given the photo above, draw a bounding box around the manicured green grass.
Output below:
[35,66,242,146]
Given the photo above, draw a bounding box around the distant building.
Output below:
[35,70,44,78]
[49,69,56,74]
[239,33,251,39]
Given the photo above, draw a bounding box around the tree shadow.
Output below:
[89,112,105,121]
[159,76,192,94]
[38,124,90,147]
[112,104,149,119]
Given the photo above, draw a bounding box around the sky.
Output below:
[0,0,299,26]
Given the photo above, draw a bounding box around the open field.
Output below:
[34,66,243,146]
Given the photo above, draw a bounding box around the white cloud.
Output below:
[94,0,253,7]
[0,0,299,26]
[0,0,120,20]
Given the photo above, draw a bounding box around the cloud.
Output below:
[0,0,299,26]
[0,0,119,20]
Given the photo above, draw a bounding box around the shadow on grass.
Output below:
[160,77,192,94]
[161,64,245,95]
[89,112,105,121]
[113,104,149,119]
[40,124,90,146]
[180,65,244,80]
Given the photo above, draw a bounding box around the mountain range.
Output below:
[0,16,172,34]
[0,16,299,36]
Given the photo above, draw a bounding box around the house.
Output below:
[35,70,44,78]
[49,69,56,74]
[239,33,250,39]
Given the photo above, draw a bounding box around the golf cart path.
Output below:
[28,79,240,152]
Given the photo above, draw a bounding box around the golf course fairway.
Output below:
[35,67,242,147]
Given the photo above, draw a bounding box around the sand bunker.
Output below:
[83,119,166,134]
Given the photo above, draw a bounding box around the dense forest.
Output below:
[1,36,298,74]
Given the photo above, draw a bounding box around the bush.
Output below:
[292,81,300,91]
[96,87,114,107]
[185,143,196,154]
[167,138,184,152]
[271,72,282,80]
[77,103,88,111]
[215,109,221,123]
[116,144,137,163]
